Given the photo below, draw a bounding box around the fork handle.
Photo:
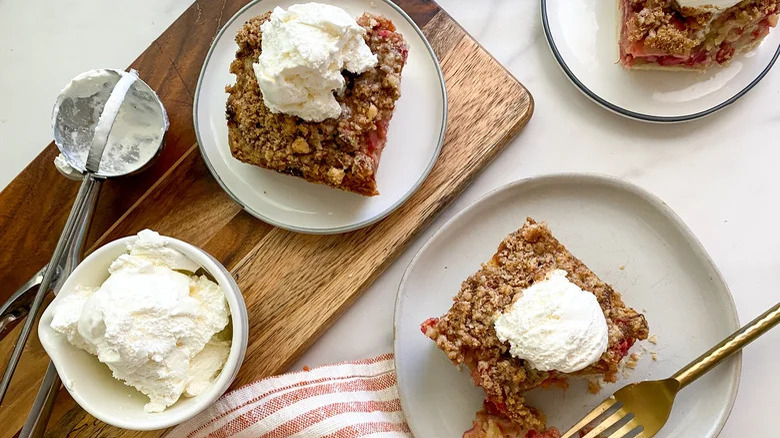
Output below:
[673,301,780,389]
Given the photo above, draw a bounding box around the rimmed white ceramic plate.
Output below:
[195,0,446,234]
[541,0,780,123]
[394,174,740,437]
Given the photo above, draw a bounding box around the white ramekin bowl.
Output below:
[38,234,248,430]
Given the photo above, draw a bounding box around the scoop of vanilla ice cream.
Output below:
[50,230,231,413]
[253,2,378,122]
[494,269,608,373]
[185,336,232,397]
[50,285,99,353]
[111,228,201,273]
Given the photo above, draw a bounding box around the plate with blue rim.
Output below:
[542,0,780,123]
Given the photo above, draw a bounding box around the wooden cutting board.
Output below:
[0,0,533,436]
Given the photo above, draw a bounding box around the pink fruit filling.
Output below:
[619,0,779,69]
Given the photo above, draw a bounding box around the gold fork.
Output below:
[562,301,780,438]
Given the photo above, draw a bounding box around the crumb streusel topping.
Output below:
[622,0,780,67]
[226,12,408,196]
[422,218,649,432]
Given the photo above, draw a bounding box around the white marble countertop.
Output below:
[2,0,777,436]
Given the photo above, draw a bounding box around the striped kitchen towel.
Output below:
[170,354,411,438]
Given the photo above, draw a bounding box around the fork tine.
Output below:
[581,409,629,438]
[561,397,618,438]
[606,420,642,438]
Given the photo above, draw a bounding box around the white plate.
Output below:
[541,0,780,122]
[195,0,446,234]
[394,174,740,437]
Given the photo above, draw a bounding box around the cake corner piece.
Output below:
[422,217,649,437]
[618,0,779,71]
[225,8,409,196]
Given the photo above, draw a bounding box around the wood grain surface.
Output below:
[0,0,533,436]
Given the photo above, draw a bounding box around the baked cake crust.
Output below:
[226,12,408,196]
[619,0,780,69]
[421,218,649,436]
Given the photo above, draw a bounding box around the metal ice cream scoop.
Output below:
[0,68,168,436]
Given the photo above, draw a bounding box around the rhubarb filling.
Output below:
[619,0,779,69]
[421,219,649,438]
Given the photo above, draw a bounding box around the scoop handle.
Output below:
[19,363,59,438]
[0,173,100,403]
[18,178,101,437]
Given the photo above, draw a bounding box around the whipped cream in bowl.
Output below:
[38,230,248,430]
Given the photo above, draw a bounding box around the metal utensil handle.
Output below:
[57,179,101,289]
[673,301,780,389]
[19,179,101,438]
[0,267,45,339]
[0,173,99,403]
[19,363,59,438]
[0,176,101,342]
